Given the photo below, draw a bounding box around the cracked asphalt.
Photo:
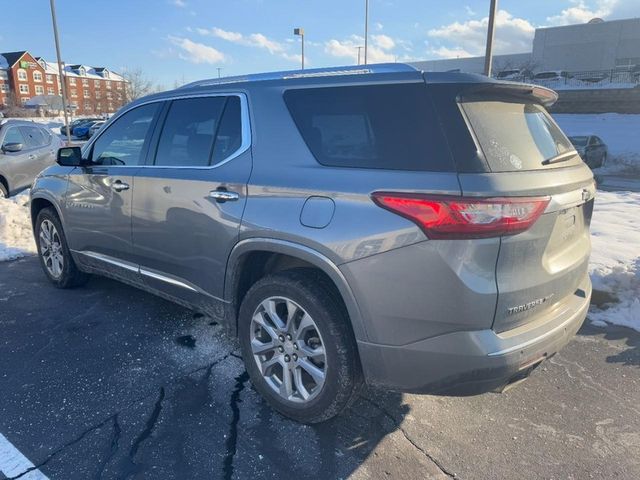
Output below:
[1,256,638,479]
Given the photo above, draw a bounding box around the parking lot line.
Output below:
[0,433,49,480]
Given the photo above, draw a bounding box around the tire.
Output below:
[0,182,7,198]
[35,207,89,288]
[238,268,362,423]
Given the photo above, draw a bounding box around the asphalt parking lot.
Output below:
[1,257,638,480]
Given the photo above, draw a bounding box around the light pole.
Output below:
[484,0,498,76]
[356,46,364,65]
[217,67,222,78]
[294,28,305,69]
[364,0,369,65]
[49,0,71,144]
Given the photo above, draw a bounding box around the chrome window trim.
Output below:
[81,92,251,170]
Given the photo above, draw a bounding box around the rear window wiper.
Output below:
[541,151,577,165]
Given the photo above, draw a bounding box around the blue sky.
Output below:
[1,0,638,87]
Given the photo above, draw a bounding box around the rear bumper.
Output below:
[357,278,591,394]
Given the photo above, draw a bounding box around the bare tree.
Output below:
[121,68,155,103]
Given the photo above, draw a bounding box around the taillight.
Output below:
[371,193,550,239]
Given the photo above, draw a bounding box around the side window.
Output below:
[211,96,242,165]
[154,97,226,167]
[91,103,160,166]
[588,137,597,146]
[2,127,27,148]
[19,126,47,149]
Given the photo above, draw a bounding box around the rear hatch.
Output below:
[429,79,595,333]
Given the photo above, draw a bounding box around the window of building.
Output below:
[117,82,123,90]
[33,71,43,82]
[17,69,27,81]
[91,103,160,166]
[35,85,44,95]
[106,91,112,100]
[82,78,89,86]
[20,97,29,105]
[19,84,29,94]
[69,77,76,86]
[84,88,90,98]
[46,74,54,83]
[70,89,77,98]
[0,70,8,81]
[106,81,111,89]
[96,91,101,99]
[47,87,55,95]
[0,84,8,93]
[94,80,100,88]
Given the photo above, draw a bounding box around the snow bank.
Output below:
[588,191,640,332]
[0,191,36,261]
[554,113,640,175]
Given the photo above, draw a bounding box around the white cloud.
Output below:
[428,46,473,59]
[168,36,226,64]
[465,6,476,16]
[428,10,535,57]
[375,22,384,31]
[546,0,638,26]
[325,35,395,63]
[195,27,301,63]
[170,0,186,7]
[372,34,395,51]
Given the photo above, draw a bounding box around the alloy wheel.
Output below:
[39,219,64,278]
[250,296,327,403]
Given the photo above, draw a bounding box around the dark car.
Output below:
[569,135,608,168]
[31,64,594,423]
[63,117,101,137]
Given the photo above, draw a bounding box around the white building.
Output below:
[412,17,640,75]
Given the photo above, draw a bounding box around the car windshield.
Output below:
[497,70,519,78]
[569,136,589,147]
[461,98,579,171]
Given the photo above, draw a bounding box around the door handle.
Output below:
[111,180,130,192]
[209,189,239,202]
[28,154,36,160]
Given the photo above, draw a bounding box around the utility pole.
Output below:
[49,0,71,144]
[364,0,369,65]
[483,0,498,76]
[356,46,364,65]
[294,28,305,69]
[217,67,222,78]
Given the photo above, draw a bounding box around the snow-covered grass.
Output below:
[588,191,640,332]
[554,113,640,175]
[0,191,36,261]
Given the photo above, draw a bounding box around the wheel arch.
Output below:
[0,175,9,196]
[225,238,368,342]
[30,193,65,230]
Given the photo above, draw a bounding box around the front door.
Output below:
[131,94,251,307]
[0,126,35,192]
[64,102,162,277]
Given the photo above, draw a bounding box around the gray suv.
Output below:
[30,64,594,423]
[0,120,62,197]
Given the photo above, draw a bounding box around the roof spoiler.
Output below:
[458,82,559,107]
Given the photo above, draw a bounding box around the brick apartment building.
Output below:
[0,50,127,115]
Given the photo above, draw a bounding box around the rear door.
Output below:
[456,95,594,332]
[131,94,251,305]
[20,125,56,176]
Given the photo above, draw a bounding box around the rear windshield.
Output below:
[284,83,453,171]
[461,99,578,171]
[569,136,588,146]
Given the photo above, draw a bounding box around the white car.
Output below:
[88,121,105,138]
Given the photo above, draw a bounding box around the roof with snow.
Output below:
[0,51,27,68]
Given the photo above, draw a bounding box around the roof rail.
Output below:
[181,63,419,89]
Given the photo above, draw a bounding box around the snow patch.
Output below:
[0,191,36,262]
[588,191,640,332]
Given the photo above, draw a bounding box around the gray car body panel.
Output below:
[0,120,60,195]
[31,63,594,394]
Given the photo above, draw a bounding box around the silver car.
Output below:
[0,120,62,197]
[30,64,594,423]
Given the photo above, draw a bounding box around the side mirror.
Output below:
[2,142,23,153]
[57,146,86,167]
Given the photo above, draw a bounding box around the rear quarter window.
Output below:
[283,83,454,172]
